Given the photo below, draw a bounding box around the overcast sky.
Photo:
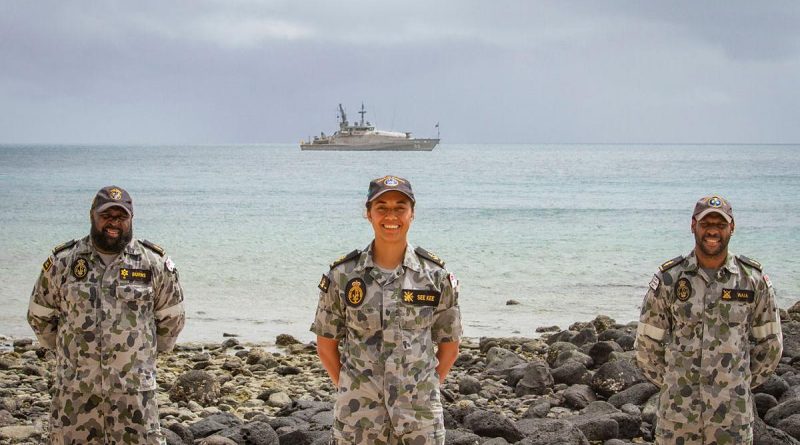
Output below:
[2,1,799,144]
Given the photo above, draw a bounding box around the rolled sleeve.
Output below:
[432,269,462,344]
[154,264,185,352]
[750,273,783,388]
[27,257,61,350]
[310,271,345,340]
[635,277,670,386]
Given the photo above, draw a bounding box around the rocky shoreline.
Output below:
[2,303,799,445]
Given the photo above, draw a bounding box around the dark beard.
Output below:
[91,221,133,253]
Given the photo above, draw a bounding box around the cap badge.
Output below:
[384,177,399,187]
[345,278,366,307]
[109,188,123,200]
[675,278,692,302]
[708,197,722,207]
[72,258,88,279]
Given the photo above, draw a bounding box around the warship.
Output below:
[301,104,439,151]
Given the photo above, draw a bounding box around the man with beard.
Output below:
[27,185,185,444]
[635,195,782,445]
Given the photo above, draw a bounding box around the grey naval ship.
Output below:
[300,104,439,151]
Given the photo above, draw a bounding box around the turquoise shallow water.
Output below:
[1,144,798,343]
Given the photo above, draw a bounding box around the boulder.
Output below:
[463,410,524,442]
[615,335,636,351]
[189,419,228,439]
[219,421,279,445]
[754,414,800,445]
[782,321,800,359]
[754,393,779,419]
[276,334,302,346]
[278,428,327,445]
[444,428,481,445]
[764,399,800,427]
[459,376,482,395]
[777,414,800,441]
[551,360,591,386]
[591,315,617,333]
[755,374,790,400]
[591,360,645,398]
[514,418,589,445]
[565,401,641,440]
[547,342,579,366]
[563,384,597,410]
[515,360,553,396]
[570,328,598,347]
[553,350,593,369]
[170,370,220,406]
[546,331,577,346]
[485,347,527,372]
[588,341,623,369]
[607,382,659,408]
[597,329,626,343]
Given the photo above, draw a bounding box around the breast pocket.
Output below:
[400,306,435,331]
[345,305,381,339]
[114,284,156,332]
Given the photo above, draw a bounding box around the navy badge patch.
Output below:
[109,188,123,200]
[401,289,441,307]
[675,278,692,302]
[345,278,366,307]
[120,268,151,283]
[42,257,53,273]
[72,258,89,279]
[722,288,754,303]
[318,274,331,292]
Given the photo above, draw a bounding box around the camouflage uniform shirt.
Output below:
[635,251,782,429]
[27,236,186,393]
[311,243,462,436]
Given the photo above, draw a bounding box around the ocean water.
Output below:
[1,143,798,344]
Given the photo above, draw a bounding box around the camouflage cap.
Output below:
[693,195,732,223]
[91,185,133,216]
[367,175,415,203]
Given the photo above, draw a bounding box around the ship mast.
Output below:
[358,103,367,126]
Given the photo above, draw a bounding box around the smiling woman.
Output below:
[310,175,462,445]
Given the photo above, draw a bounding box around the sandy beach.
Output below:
[2,304,799,445]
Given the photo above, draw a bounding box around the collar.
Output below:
[684,250,739,275]
[355,242,421,273]
[80,235,139,257]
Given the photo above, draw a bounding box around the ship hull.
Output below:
[300,138,439,151]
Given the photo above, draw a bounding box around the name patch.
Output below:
[721,288,754,303]
[401,289,441,307]
[120,268,151,283]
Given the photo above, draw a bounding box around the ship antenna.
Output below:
[359,103,366,126]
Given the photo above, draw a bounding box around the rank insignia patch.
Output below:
[72,258,88,279]
[42,257,53,273]
[722,288,754,303]
[119,268,151,283]
[401,289,441,307]
[675,278,692,302]
[345,278,366,307]
[318,274,331,292]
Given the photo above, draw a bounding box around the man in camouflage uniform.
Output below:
[27,186,185,445]
[312,176,462,445]
[636,195,783,445]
